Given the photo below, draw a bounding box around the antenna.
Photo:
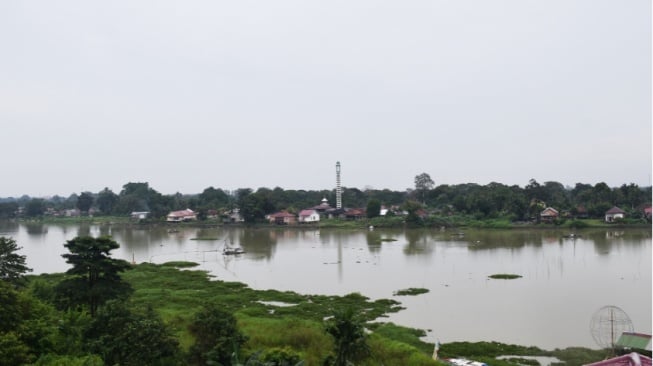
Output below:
[590,305,633,355]
[336,161,342,209]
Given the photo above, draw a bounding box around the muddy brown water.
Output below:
[3,222,650,350]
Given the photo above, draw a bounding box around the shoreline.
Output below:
[7,216,652,230]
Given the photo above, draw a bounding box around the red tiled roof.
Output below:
[299,209,317,217]
[168,209,195,217]
[345,208,365,215]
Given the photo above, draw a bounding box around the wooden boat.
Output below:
[223,246,245,255]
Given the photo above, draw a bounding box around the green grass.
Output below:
[28,264,610,365]
[116,263,420,363]
[160,261,200,268]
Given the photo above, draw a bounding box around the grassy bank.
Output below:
[103,262,435,365]
[15,214,651,231]
[29,262,612,365]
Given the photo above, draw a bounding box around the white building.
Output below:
[298,209,320,223]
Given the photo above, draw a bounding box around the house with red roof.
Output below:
[344,208,366,220]
[298,209,320,223]
[166,209,197,222]
[268,211,297,225]
[540,207,559,223]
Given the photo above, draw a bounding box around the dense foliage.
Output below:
[55,237,133,317]
[0,237,32,285]
[1,178,650,224]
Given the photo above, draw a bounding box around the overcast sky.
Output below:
[1,1,651,197]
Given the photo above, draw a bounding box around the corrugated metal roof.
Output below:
[617,332,652,351]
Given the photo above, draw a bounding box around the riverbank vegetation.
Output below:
[1,178,650,230]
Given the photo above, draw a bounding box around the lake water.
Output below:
[2,221,651,350]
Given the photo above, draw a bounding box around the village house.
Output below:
[298,209,320,223]
[344,208,366,220]
[380,205,389,216]
[605,206,626,222]
[63,208,81,217]
[540,207,559,223]
[574,205,589,219]
[223,208,244,223]
[268,211,297,225]
[130,211,150,220]
[166,209,197,222]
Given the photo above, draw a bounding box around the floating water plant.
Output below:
[488,274,522,280]
[393,287,429,296]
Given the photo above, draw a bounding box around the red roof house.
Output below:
[298,209,320,223]
[166,209,197,222]
[268,211,296,225]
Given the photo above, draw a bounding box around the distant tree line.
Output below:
[0,177,650,222]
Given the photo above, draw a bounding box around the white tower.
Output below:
[336,161,342,209]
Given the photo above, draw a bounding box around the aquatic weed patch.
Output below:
[393,287,430,296]
[488,274,522,280]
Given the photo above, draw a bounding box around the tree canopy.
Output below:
[0,237,32,285]
[56,236,132,317]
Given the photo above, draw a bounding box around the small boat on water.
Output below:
[562,233,582,239]
[223,246,245,255]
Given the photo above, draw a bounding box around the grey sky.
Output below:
[1,1,651,197]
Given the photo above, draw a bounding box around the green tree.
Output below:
[25,198,45,217]
[366,199,381,218]
[0,280,59,364]
[325,307,370,366]
[55,236,132,317]
[0,332,32,365]
[0,202,18,219]
[85,301,179,366]
[199,186,231,209]
[76,192,94,214]
[188,305,247,366]
[96,188,118,215]
[114,182,172,218]
[0,237,32,286]
[402,200,424,226]
[0,280,22,332]
[414,173,434,205]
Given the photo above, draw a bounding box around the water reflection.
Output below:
[0,220,19,234]
[404,229,434,255]
[25,222,47,236]
[240,228,278,260]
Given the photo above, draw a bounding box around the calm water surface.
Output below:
[2,221,650,350]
